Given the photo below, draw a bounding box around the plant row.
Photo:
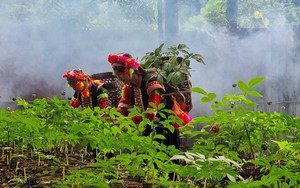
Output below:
[0,77,299,187]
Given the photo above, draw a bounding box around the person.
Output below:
[63,69,110,157]
[63,69,109,109]
[107,53,184,149]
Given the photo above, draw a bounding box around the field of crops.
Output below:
[1,77,300,187]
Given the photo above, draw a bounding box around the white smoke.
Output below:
[0,1,299,117]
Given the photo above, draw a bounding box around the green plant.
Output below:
[188,76,300,186]
[1,75,300,187]
[171,152,243,187]
[141,43,205,87]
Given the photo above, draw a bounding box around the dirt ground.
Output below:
[0,149,146,188]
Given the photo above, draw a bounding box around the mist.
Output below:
[0,1,299,117]
[184,15,300,116]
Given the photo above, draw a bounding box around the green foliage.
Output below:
[184,0,300,29]
[199,0,228,26]
[141,43,205,87]
[171,152,242,185]
[192,87,217,103]
[1,76,300,187]
[182,0,228,30]
[2,0,300,32]
[111,0,157,27]
[1,0,158,29]
[238,0,300,28]
[188,76,300,187]
[57,159,120,188]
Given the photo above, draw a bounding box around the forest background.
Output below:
[1,1,300,187]
[0,0,300,117]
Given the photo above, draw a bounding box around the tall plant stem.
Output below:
[7,130,10,147]
[235,136,242,151]
[244,123,256,160]
[152,169,155,188]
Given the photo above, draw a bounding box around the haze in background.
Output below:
[0,1,299,116]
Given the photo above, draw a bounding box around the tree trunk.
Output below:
[294,25,300,58]
[226,0,238,32]
[157,0,164,43]
[164,0,178,46]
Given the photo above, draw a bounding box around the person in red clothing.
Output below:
[107,53,182,149]
[63,69,109,109]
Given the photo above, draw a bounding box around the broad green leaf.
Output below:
[190,130,205,138]
[153,159,164,169]
[180,69,191,76]
[17,98,29,108]
[180,49,189,55]
[169,73,179,87]
[154,58,161,67]
[245,90,263,97]
[144,73,156,82]
[162,62,172,71]
[111,126,121,135]
[148,102,157,109]
[158,102,165,110]
[157,75,164,85]
[207,93,217,100]
[201,96,212,103]
[178,44,189,49]
[155,43,164,56]
[192,87,207,95]
[159,70,167,79]
[103,128,110,135]
[248,77,265,88]
[158,112,166,119]
[238,80,248,93]
[191,54,205,63]
[166,72,175,83]
[245,101,259,108]
[186,59,191,67]
[153,134,166,140]
[272,140,293,150]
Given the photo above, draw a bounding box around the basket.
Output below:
[158,56,193,112]
[90,72,123,108]
[163,75,193,112]
[178,76,193,112]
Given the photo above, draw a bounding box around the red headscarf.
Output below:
[63,69,88,81]
[108,53,140,75]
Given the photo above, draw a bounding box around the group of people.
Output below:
[63,52,192,150]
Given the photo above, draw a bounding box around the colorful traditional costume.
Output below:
[108,53,190,149]
[63,69,109,109]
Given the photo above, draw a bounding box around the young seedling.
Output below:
[9,150,12,164]
[35,152,41,167]
[2,147,4,161]
[6,155,9,166]
[21,145,25,154]
[66,153,69,166]
[62,166,65,181]
[23,167,27,182]
[15,161,19,173]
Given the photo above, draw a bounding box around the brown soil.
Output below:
[0,149,145,188]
